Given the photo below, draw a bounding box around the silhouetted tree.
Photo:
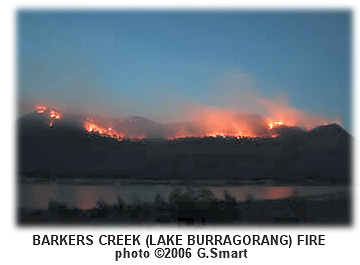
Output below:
[198,187,217,202]
[245,194,254,203]
[169,187,194,203]
[115,196,125,211]
[97,198,107,211]
[223,190,236,203]
[155,193,164,203]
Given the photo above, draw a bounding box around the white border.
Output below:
[2,1,358,264]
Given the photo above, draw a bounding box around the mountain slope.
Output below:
[17,111,351,185]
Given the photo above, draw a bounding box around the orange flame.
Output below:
[83,121,125,139]
[259,98,338,130]
[36,106,47,114]
[268,121,284,130]
[35,106,62,127]
[34,102,340,140]
[49,110,61,119]
[187,107,267,139]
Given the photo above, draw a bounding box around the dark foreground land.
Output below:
[19,191,350,225]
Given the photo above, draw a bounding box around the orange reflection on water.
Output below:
[265,186,296,200]
[74,186,98,210]
[212,186,297,202]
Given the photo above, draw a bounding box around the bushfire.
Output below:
[83,121,125,139]
[36,106,61,119]
[268,121,284,130]
[34,106,332,140]
[35,106,61,127]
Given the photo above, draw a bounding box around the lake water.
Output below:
[18,183,349,210]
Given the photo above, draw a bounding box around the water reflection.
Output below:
[19,184,349,210]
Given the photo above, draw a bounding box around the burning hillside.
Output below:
[30,105,339,140]
[35,106,61,128]
[19,106,350,185]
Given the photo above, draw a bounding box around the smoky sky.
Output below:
[17,11,351,130]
